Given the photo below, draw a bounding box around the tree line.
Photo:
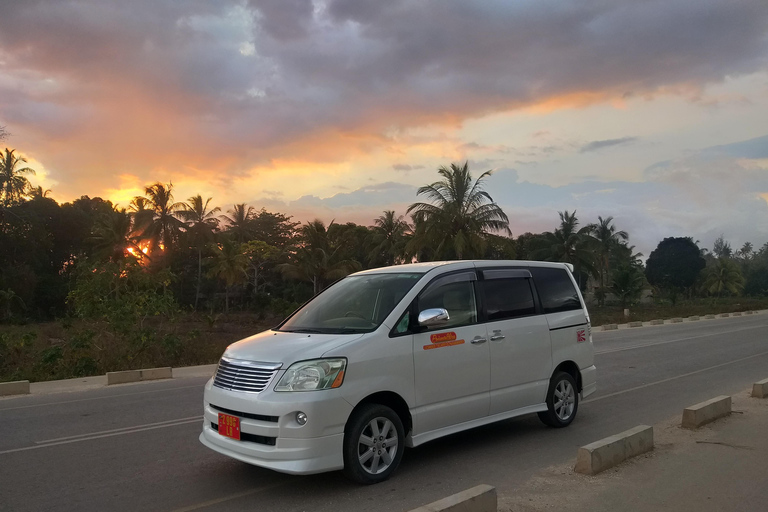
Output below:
[1,149,766,323]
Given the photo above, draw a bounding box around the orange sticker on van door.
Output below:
[430,332,457,343]
[423,339,465,350]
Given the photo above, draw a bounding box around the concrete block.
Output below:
[682,395,731,429]
[575,425,653,475]
[688,316,700,321]
[629,321,643,328]
[705,314,716,319]
[732,312,742,317]
[139,367,173,381]
[752,379,768,398]
[107,370,142,385]
[0,380,30,396]
[409,485,496,512]
[745,311,754,315]
[719,313,730,318]
[107,367,172,385]
[602,324,618,331]
[650,319,664,325]
[670,318,683,323]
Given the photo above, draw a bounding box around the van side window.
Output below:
[483,278,536,320]
[418,273,477,330]
[529,267,581,313]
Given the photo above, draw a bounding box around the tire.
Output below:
[538,371,579,428]
[343,404,405,485]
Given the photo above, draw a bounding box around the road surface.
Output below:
[1,314,767,512]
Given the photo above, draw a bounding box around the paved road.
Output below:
[2,314,767,512]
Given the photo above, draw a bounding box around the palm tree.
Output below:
[368,210,411,266]
[179,195,221,309]
[531,211,596,285]
[279,220,359,294]
[407,162,510,259]
[133,182,185,256]
[91,208,146,263]
[0,148,36,206]
[610,264,646,308]
[223,203,256,242]
[207,239,249,313]
[701,258,745,297]
[587,216,628,305]
[28,186,52,199]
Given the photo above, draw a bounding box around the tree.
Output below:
[645,237,705,302]
[531,211,596,286]
[242,240,280,293]
[712,235,732,259]
[0,288,25,321]
[251,208,299,249]
[28,186,52,199]
[587,216,628,303]
[207,240,249,313]
[133,182,185,257]
[610,264,645,308]
[223,204,256,243]
[407,162,510,259]
[179,195,221,309]
[0,148,36,206]
[91,208,144,263]
[279,220,359,294]
[367,210,411,266]
[701,258,745,296]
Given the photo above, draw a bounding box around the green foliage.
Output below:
[701,258,745,296]
[646,237,705,301]
[610,264,646,308]
[407,161,510,259]
[68,260,179,332]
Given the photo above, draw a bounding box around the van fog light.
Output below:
[296,412,308,426]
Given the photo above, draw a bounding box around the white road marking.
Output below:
[0,384,203,412]
[0,417,202,455]
[584,349,768,404]
[35,416,203,444]
[594,324,764,354]
[168,483,286,512]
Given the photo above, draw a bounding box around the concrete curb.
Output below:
[705,314,716,319]
[409,484,496,512]
[628,321,643,328]
[592,309,766,331]
[688,316,700,321]
[719,313,730,318]
[574,425,654,475]
[650,319,664,325]
[752,378,768,398]
[602,324,618,331]
[0,380,30,396]
[106,367,173,385]
[682,395,731,429]
[669,318,683,323]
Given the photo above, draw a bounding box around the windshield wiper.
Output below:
[280,328,326,334]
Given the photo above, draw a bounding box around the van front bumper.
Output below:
[200,377,352,475]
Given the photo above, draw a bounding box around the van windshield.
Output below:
[277,273,423,334]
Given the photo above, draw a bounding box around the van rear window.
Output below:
[529,267,581,314]
[483,278,536,320]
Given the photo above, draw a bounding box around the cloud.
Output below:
[0,0,767,197]
[580,136,638,153]
[392,163,424,171]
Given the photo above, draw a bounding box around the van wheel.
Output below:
[538,371,578,428]
[343,404,405,485]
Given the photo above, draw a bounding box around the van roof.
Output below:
[352,260,573,276]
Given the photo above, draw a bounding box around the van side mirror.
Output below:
[418,308,450,327]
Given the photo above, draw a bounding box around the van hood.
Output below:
[222,329,364,366]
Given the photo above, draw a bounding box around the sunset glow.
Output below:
[1,0,767,255]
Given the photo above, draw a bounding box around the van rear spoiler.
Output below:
[564,263,574,273]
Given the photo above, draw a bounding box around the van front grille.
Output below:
[213,357,281,393]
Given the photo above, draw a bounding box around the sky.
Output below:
[1,0,767,257]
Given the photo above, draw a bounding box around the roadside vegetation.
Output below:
[1,147,767,382]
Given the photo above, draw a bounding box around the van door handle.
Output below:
[470,336,487,344]
[490,333,505,341]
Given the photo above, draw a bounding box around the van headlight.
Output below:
[275,358,347,392]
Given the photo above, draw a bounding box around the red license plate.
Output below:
[218,413,241,440]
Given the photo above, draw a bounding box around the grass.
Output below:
[0,312,280,383]
[589,297,768,326]
[3,297,768,383]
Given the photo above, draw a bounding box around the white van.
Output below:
[199,260,596,484]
